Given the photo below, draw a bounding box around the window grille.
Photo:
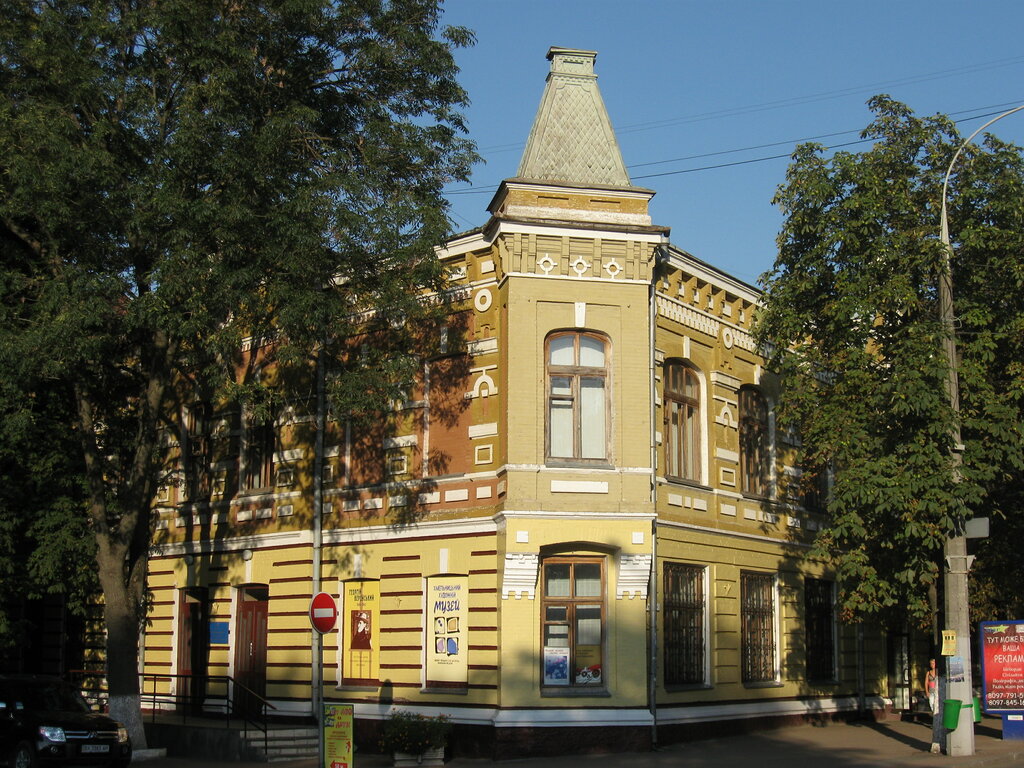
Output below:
[805,578,836,680]
[741,571,776,682]
[664,563,705,685]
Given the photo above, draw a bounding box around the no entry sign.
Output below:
[310,592,338,634]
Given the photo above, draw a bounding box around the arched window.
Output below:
[665,362,701,482]
[546,332,609,463]
[739,386,769,497]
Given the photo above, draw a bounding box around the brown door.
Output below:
[177,588,209,713]
[233,586,268,718]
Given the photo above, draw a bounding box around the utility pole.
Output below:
[937,207,973,757]
[935,102,1024,756]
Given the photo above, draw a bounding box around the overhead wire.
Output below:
[444,99,1024,196]
[473,55,1024,154]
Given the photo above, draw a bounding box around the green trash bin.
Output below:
[943,699,962,730]
[973,696,982,723]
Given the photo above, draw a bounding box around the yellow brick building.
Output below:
[143,47,897,757]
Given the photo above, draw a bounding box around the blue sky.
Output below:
[439,0,1024,286]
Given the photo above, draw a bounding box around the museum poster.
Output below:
[323,703,353,768]
[425,574,468,687]
[342,579,379,685]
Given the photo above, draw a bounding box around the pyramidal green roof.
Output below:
[517,48,631,188]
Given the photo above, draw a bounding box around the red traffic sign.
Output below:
[309,592,337,634]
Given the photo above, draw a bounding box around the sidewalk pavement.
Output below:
[136,715,1024,768]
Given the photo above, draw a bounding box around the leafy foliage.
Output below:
[0,380,96,660]
[0,0,475,739]
[756,97,1024,626]
[380,710,451,754]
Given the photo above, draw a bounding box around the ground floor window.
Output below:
[541,556,605,687]
[664,562,706,685]
[741,571,777,683]
[805,577,836,681]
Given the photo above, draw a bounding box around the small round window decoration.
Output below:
[474,287,493,312]
[722,327,735,349]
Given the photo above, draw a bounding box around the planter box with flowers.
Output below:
[380,710,451,767]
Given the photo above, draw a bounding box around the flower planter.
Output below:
[393,746,444,767]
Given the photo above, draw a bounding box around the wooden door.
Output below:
[177,588,209,712]
[233,586,268,718]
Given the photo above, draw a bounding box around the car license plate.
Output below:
[81,745,109,754]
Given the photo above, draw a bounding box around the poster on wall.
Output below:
[342,580,379,685]
[980,620,1024,712]
[574,645,602,685]
[543,647,569,686]
[323,703,353,768]
[425,575,468,688]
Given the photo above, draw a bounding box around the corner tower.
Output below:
[488,47,661,229]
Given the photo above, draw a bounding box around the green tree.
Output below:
[756,97,1024,627]
[0,0,475,744]
[0,380,97,663]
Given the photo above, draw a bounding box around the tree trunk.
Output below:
[97,544,148,749]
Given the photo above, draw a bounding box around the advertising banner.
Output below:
[425,575,468,688]
[342,580,379,685]
[979,620,1024,712]
[323,703,353,768]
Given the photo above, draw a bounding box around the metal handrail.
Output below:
[141,673,278,754]
[66,670,278,756]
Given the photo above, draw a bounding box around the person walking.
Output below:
[925,658,939,713]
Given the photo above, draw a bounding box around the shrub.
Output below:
[380,710,451,755]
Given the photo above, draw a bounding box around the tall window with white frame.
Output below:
[665,361,701,483]
[740,571,777,683]
[739,386,769,497]
[546,331,610,464]
[243,412,275,492]
[541,556,605,688]
[184,401,210,500]
[805,577,836,681]
[664,562,706,685]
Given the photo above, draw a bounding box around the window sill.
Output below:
[665,478,712,492]
[743,680,784,689]
[545,460,615,471]
[665,682,713,692]
[541,687,611,698]
[238,488,274,498]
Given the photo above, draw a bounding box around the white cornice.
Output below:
[494,219,667,244]
[656,518,812,549]
[150,529,311,557]
[661,244,762,304]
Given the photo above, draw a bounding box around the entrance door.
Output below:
[177,588,209,713]
[888,631,911,711]
[233,586,268,718]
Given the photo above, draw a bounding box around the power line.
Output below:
[444,100,1024,195]
[474,56,1024,154]
[614,57,1024,136]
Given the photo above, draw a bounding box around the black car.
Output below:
[0,676,131,768]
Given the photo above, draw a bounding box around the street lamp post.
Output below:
[935,103,1024,758]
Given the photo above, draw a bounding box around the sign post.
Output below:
[979,620,1024,740]
[310,592,338,768]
